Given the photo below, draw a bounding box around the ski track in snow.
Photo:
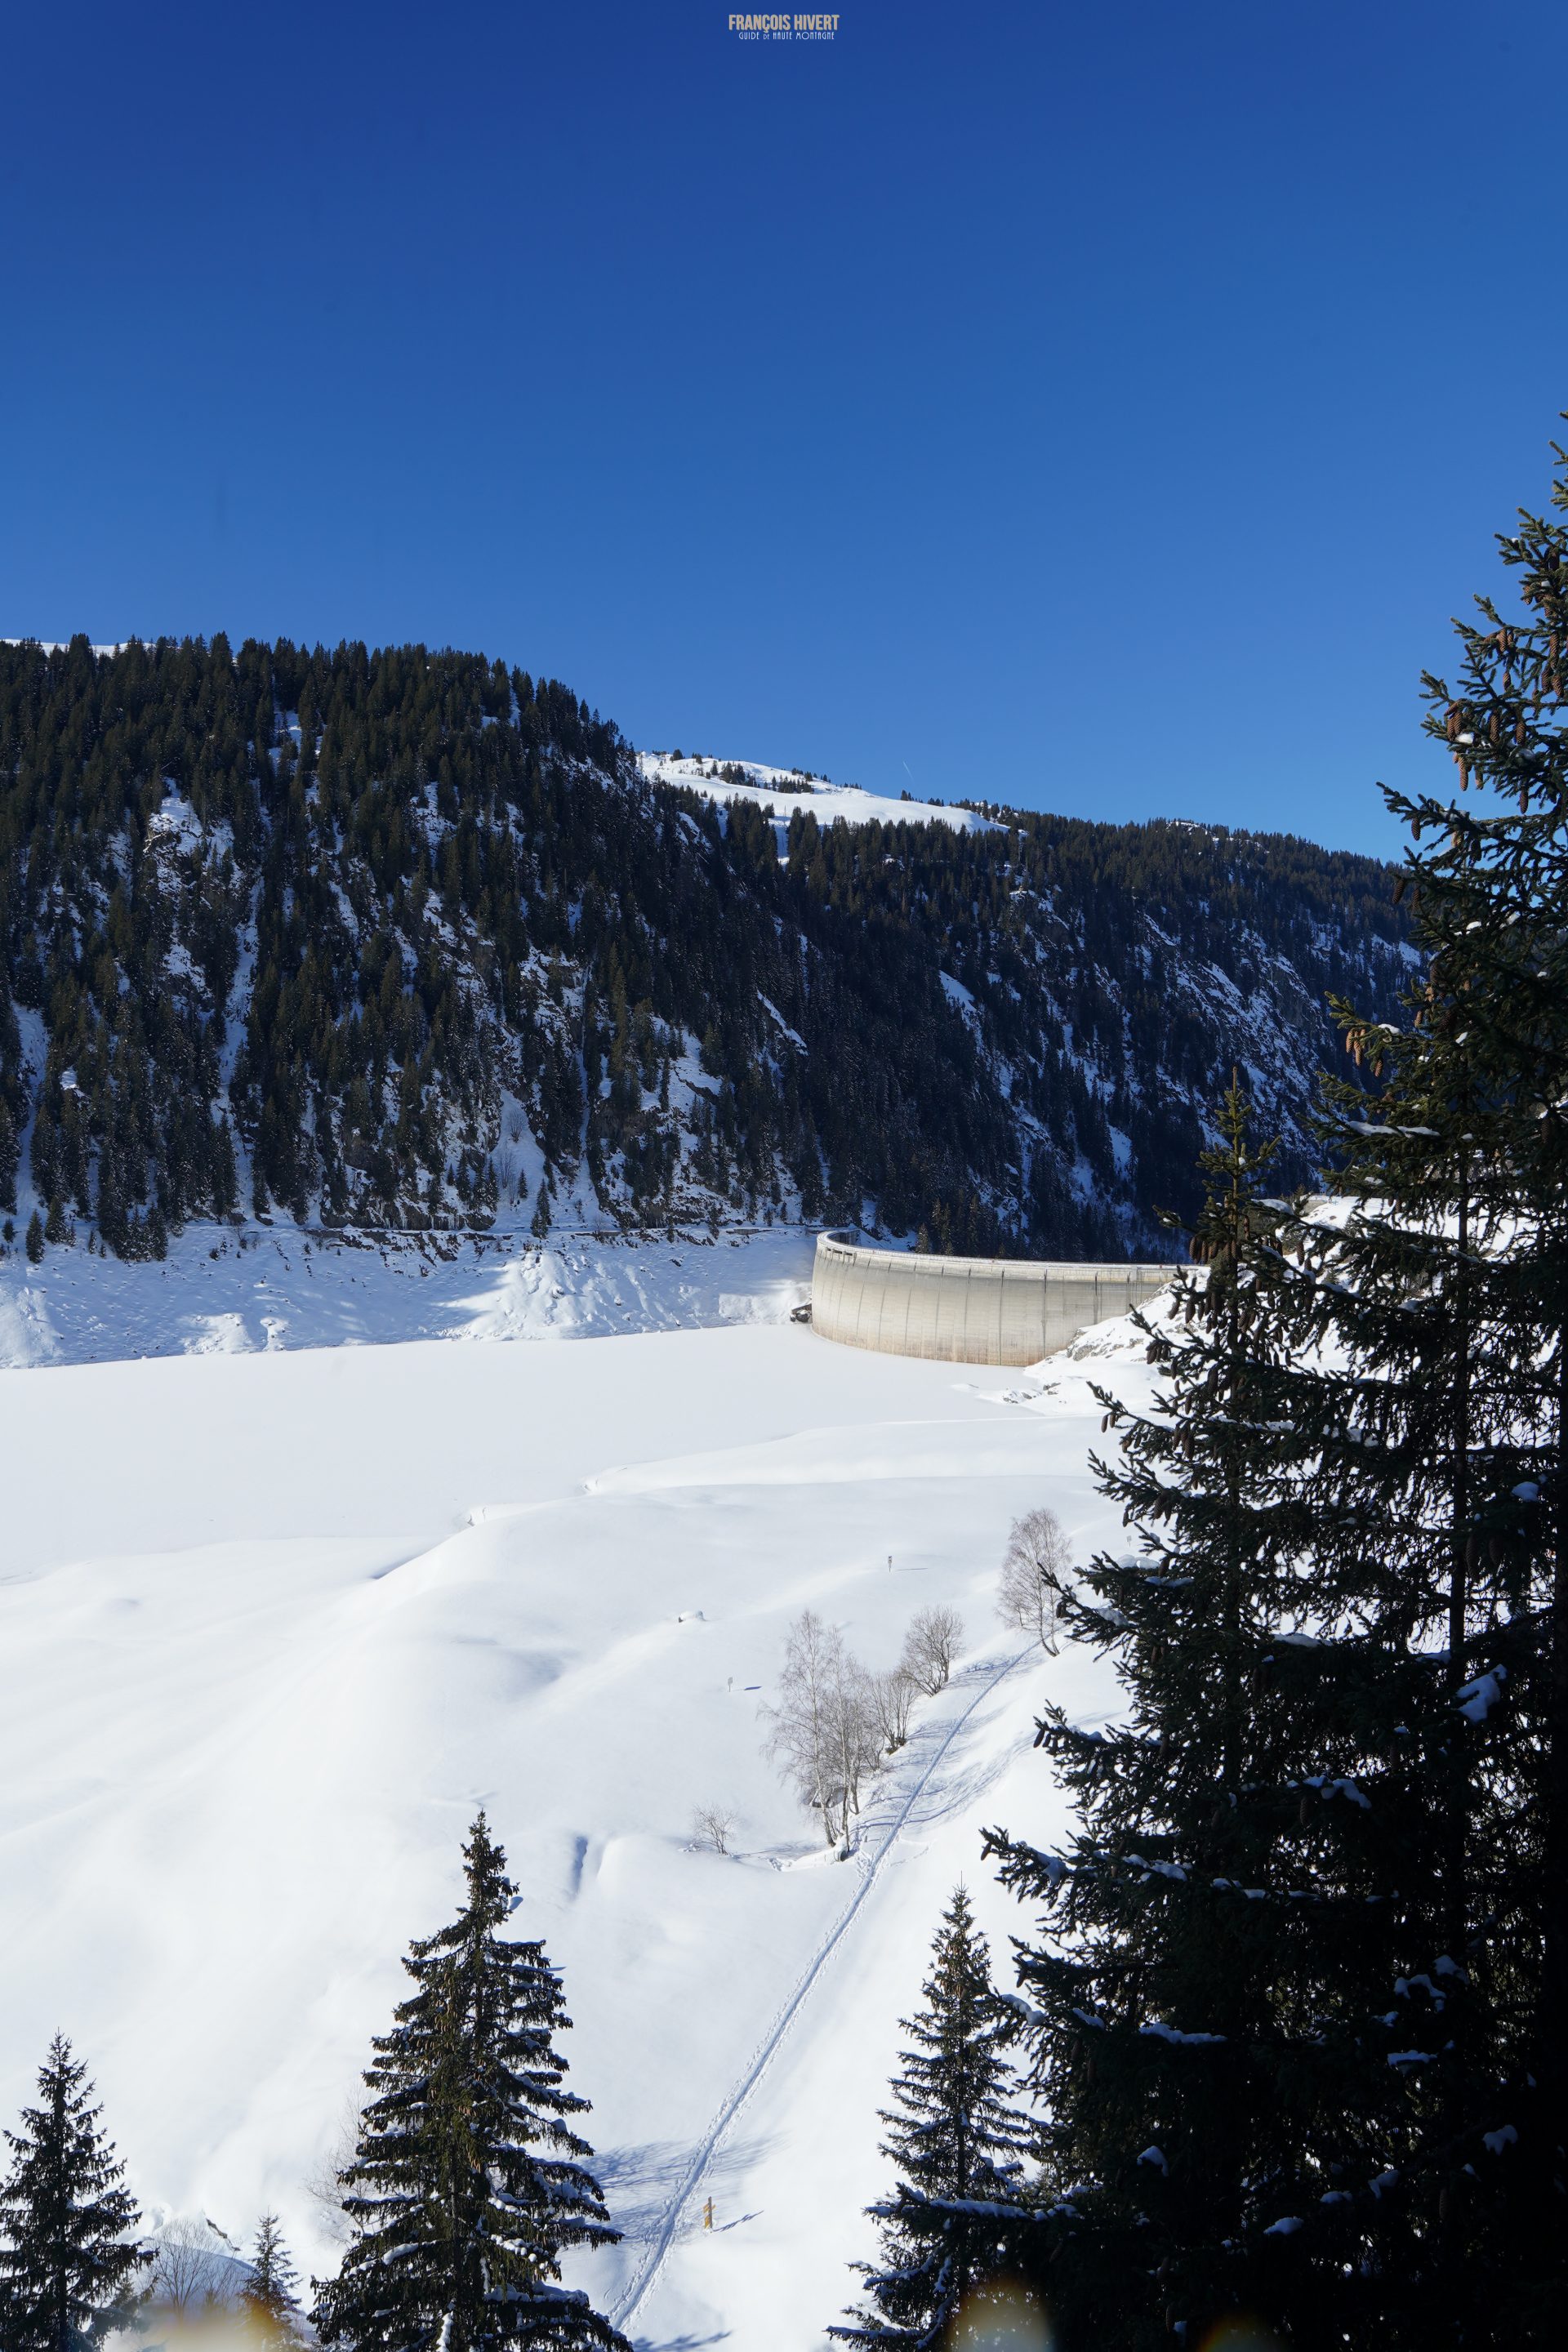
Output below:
[612,1644,1033,2338]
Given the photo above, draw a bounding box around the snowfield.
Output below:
[0,1300,1165,2348]
[636,751,995,840]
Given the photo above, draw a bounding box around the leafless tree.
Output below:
[149,2216,225,2316]
[764,1609,883,1846]
[692,1802,736,1855]
[764,1607,839,1838]
[829,1651,883,1835]
[870,1663,917,1753]
[902,1604,964,1696]
[997,1507,1072,1653]
[305,2099,363,2245]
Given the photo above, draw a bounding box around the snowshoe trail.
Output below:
[609,1642,1034,2336]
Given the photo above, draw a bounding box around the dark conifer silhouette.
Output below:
[833,1886,1031,2348]
[241,2212,305,2345]
[982,434,1568,2344]
[314,1814,626,2352]
[982,1088,1358,2344]
[0,2035,143,2352]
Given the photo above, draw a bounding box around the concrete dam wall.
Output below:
[809,1231,1174,1366]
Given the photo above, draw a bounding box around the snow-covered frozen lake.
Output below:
[0,1284,1157,2347]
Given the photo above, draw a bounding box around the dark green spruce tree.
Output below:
[241,2213,305,2345]
[1304,426,1568,2331]
[982,433,1568,2349]
[987,1029,1548,2347]
[985,1077,1511,2343]
[0,2035,143,2352]
[314,1815,627,2352]
[1254,893,1527,2341]
[980,1085,1410,2349]
[831,1886,1034,2350]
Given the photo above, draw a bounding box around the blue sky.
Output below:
[2,0,1564,856]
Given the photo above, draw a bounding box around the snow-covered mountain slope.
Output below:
[0,1222,815,1369]
[635,751,990,838]
[2,637,1415,1272]
[0,1312,1162,2349]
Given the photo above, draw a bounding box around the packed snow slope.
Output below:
[0,1308,1165,2350]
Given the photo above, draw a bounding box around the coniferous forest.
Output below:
[0,635,1411,1264]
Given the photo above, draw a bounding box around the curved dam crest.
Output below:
[809,1230,1174,1366]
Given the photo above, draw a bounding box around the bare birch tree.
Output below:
[902,1604,964,1696]
[829,1650,883,1837]
[870,1663,917,1753]
[996,1505,1071,1653]
[764,1609,883,1846]
[764,1608,840,1839]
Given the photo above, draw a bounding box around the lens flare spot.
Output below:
[142,2316,287,2352]
[1199,2321,1286,2352]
